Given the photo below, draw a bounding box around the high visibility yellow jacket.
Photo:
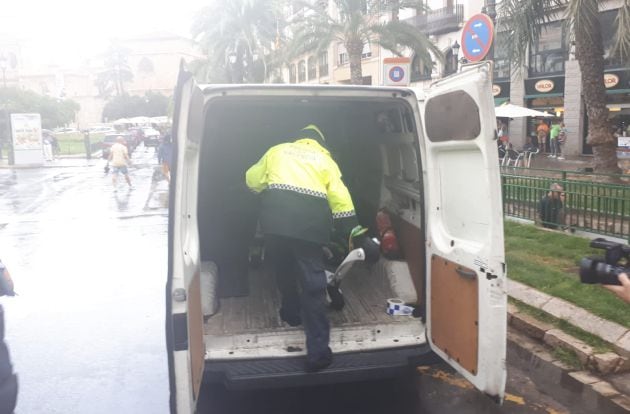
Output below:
[246,129,357,243]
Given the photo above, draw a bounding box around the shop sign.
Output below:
[492,84,501,96]
[604,73,620,89]
[534,79,555,93]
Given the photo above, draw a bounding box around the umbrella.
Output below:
[495,104,553,118]
[113,118,130,125]
[129,116,150,125]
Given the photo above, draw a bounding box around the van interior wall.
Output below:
[197,96,423,302]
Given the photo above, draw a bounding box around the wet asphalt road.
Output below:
[0,148,572,414]
[0,147,170,414]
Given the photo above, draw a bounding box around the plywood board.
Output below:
[430,255,478,375]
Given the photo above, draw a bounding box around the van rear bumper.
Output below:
[204,344,438,390]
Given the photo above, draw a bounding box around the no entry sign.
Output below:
[383,57,410,86]
[461,13,494,62]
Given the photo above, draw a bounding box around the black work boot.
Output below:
[279,308,302,327]
[305,347,333,372]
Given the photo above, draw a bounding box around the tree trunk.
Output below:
[391,0,400,22]
[575,1,620,174]
[346,39,364,85]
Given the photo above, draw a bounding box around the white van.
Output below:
[166,62,507,413]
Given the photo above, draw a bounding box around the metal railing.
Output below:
[402,5,464,36]
[501,167,630,241]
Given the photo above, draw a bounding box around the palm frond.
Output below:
[611,1,630,63]
[565,0,598,46]
[496,0,563,70]
[371,21,443,70]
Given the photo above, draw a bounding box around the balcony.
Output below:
[402,5,464,36]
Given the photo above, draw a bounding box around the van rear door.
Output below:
[166,67,205,414]
[420,62,507,402]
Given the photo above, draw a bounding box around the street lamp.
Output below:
[451,40,460,72]
[0,54,8,88]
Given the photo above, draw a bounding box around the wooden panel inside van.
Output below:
[430,255,478,375]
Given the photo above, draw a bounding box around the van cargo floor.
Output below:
[203,261,424,359]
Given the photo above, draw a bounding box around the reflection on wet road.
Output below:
[0,147,170,414]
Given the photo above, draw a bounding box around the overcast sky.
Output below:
[1,0,208,68]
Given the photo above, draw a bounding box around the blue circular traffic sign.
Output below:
[461,13,495,62]
[389,66,405,82]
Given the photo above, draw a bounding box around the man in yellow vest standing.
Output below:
[246,124,364,371]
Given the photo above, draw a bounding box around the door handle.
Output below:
[456,267,477,280]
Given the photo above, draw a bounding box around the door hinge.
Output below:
[172,288,187,302]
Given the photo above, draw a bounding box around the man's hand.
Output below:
[604,273,630,304]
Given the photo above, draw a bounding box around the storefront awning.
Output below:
[524,92,564,99]
[494,97,509,106]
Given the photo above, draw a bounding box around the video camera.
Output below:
[579,238,630,286]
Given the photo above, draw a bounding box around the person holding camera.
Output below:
[605,273,630,304]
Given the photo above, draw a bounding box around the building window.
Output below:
[298,60,306,82]
[361,43,372,59]
[600,10,624,68]
[307,56,317,80]
[338,43,349,65]
[319,52,329,77]
[411,55,433,81]
[529,21,566,76]
[289,64,296,83]
[493,35,510,80]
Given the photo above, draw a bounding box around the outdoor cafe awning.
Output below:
[495,103,554,118]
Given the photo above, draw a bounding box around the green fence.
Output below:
[501,167,630,241]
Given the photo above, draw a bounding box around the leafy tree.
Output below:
[95,42,134,98]
[498,0,630,173]
[101,92,170,121]
[0,87,80,129]
[191,0,283,83]
[288,0,441,85]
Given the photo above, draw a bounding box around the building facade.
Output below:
[281,0,630,158]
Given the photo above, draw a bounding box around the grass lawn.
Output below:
[505,221,630,328]
[56,132,105,155]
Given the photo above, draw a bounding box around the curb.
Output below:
[508,329,630,413]
[508,279,630,358]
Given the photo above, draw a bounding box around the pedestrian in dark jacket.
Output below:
[538,183,565,229]
[0,260,17,414]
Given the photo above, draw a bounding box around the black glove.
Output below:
[352,235,380,264]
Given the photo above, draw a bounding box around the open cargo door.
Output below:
[420,62,507,402]
[166,65,205,414]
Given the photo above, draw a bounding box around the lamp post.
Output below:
[483,0,497,61]
[0,53,7,88]
[451,40,460,72]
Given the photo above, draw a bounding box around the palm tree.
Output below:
[192,0,282,83]
[95,43,133,98]
[498,0,630,174]
[288,0,441,85]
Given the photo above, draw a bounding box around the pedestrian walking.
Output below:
[157,134,173,182]
[245,124,374,372]
[42,135,53,161]
[108,136,132,190]
[536,120,549,153]
[83,130,91,160]
[549,122,561,158]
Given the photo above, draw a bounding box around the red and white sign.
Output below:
[383,57,410,86]
[534,79,555,93]
[604,73,620,89]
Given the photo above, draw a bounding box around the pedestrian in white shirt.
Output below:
[108,136,132,189]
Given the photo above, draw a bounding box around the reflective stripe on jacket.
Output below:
[246,138,357,243]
